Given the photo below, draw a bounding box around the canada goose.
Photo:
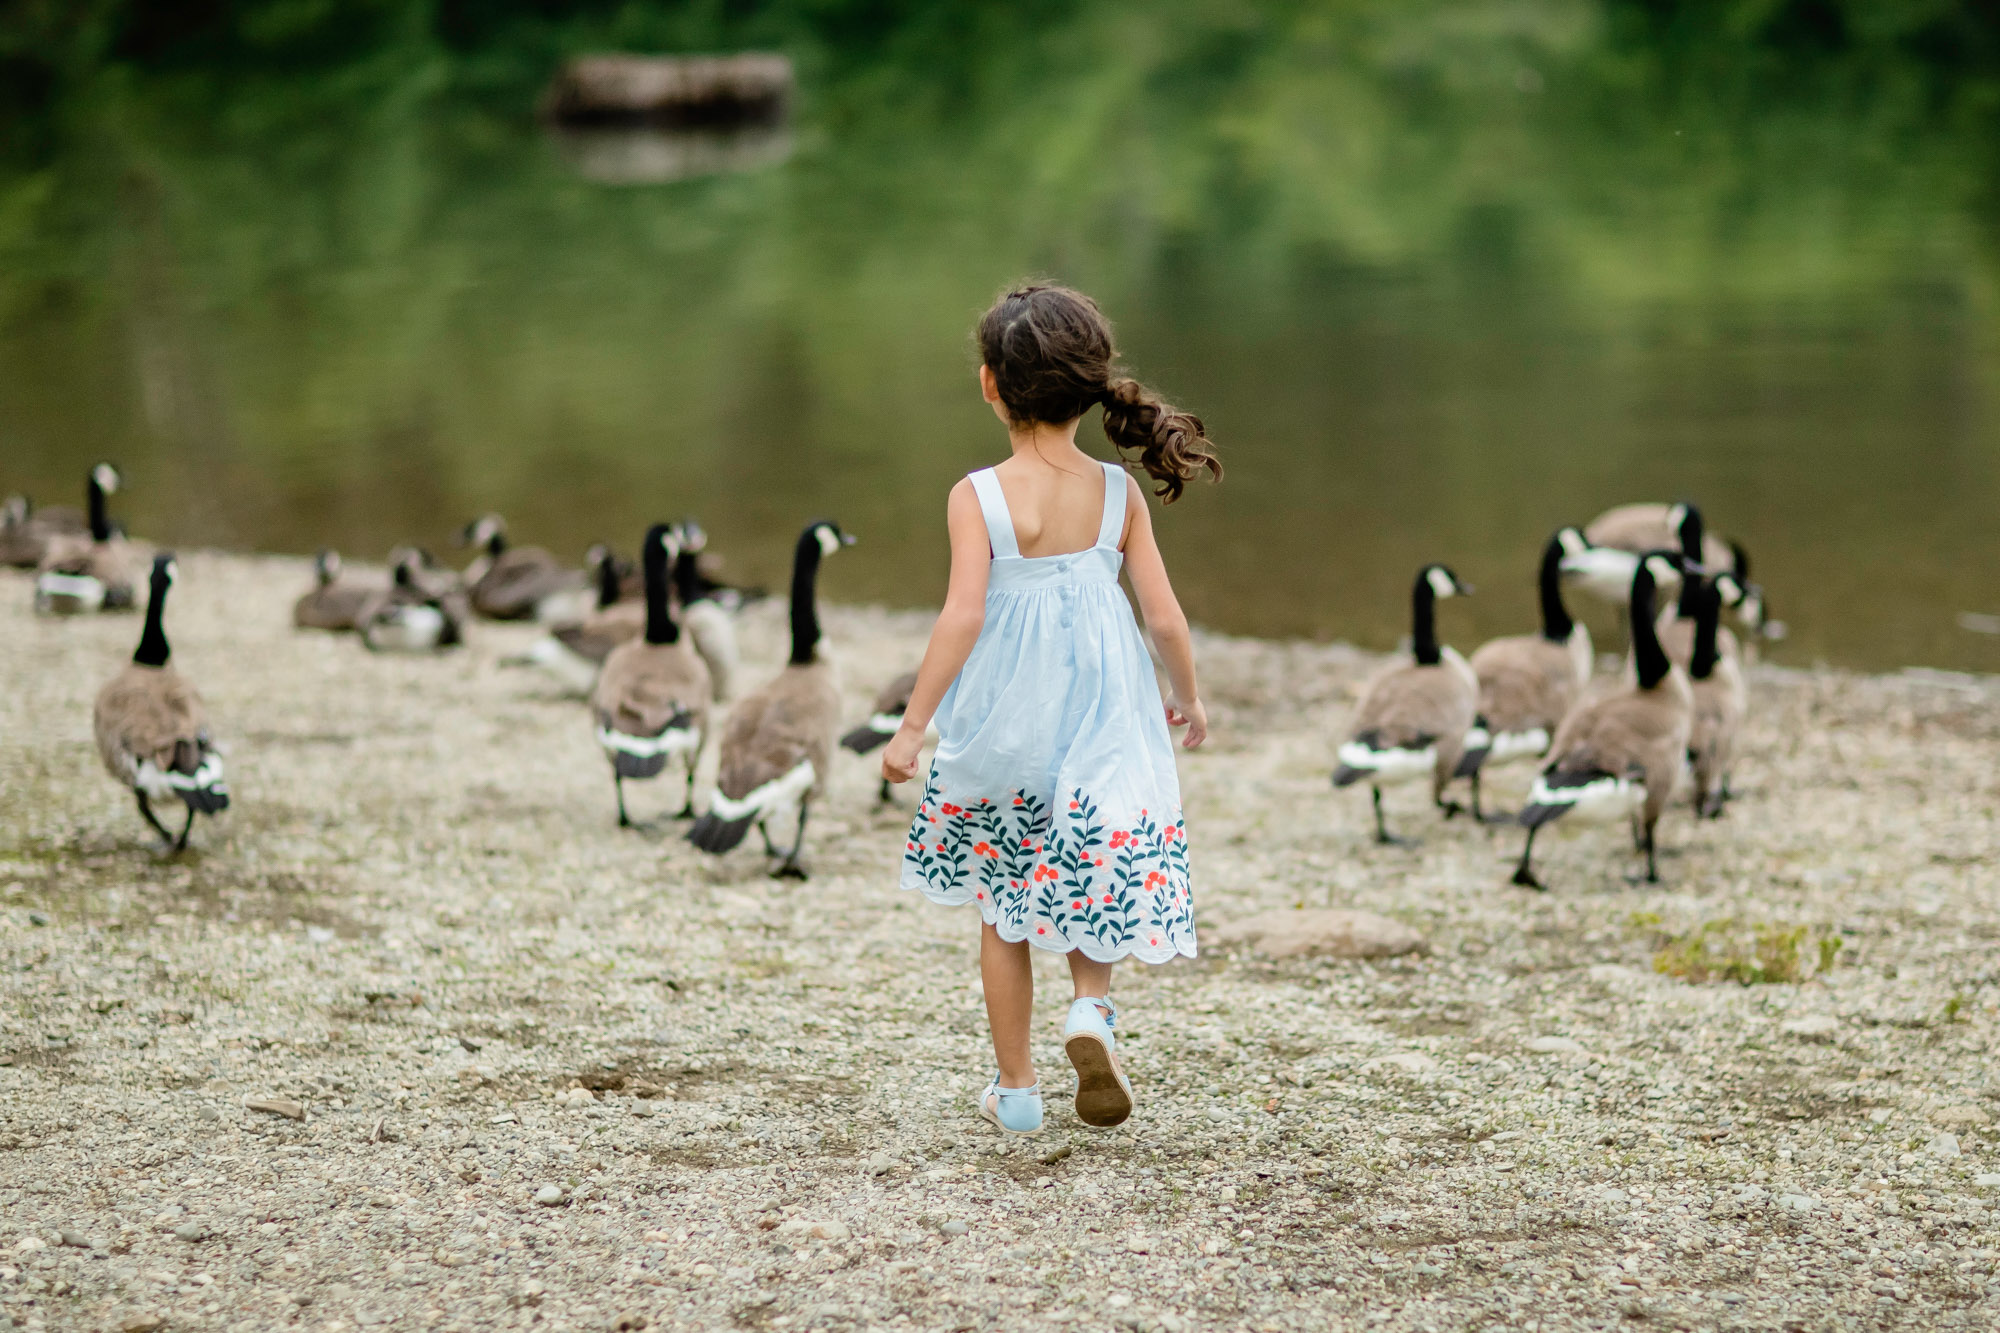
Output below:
[2,494,86,568]
[292,549,383,631]
[674,520,740,701]
[840,669,920,802]
[1656,568,1749,669]
[94,552,229,850]
[1332,565,1478,845]
[1584,502,1776,643]
[688,520,854,877]
[1683,574,1748,819]
[516,544,645,694]
[360,551,465,652]
[1455,529,1595,819]
[1512,552,1693,889]
[592,525,713,825]
[1560,502,1702,608]
[459,514,580,621]
[35,463,136,615]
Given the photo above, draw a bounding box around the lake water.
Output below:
[4,11,1997,671]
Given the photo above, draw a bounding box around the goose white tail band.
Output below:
[365,606,448,651]
[1520,772,1644,827]
[707,759,816,822]
[1458,725,1547,779]
[36,571,106,613]
[1334,740,1436,786]
[596,720,699,759]
[526,637,600,694]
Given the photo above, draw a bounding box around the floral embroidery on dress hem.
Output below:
[902,777,1196,960]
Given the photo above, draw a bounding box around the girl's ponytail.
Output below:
[1100,377,1222,505]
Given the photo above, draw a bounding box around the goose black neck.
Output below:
[1411,576,1441,667]
[1673,507,1705,617]
[488,530,508,557]
[1537,539,1574,643]
[134,575,170,667]
[673,545,702,610]
[789,531,824,666]
[643,539,679,646]
[595,554,621,609]
[1631,567,1670,690]
[88,474,111,542]
[1689,578,1722,681]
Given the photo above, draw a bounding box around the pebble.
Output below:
[865,1151,896,1176]
[171,1223,207,1242]
[1927,1133,1962,1159]
[1780,1014,1841,1039]
[534,1185,564,1206]
[940,1220,969,1236]
[244,1097,305,1121]
[1525,1036,1586,1054]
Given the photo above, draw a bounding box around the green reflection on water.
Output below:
[2,2,1997,670]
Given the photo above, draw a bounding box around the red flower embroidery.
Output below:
[1071,900,1083,910]
[1094,858,1106,868]
[973,842,995,858]
[1108,831,1128,849]
[1150,936,1159,946]
[976,892,984,900]
[1069,801,1079,810]
[1101,894,1113,904]
[1036,927,1047,936]
[1145,871,1167,891]
[941,803,962,816]
[1013,796,1024,806]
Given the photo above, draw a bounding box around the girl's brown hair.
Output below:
[976,283,1221,503]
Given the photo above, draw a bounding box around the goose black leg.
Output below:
[1475,770,1519,825]
[175,805,197,852]
[1642,822,1659,883]
[1511,827,1545,890]
[614,774,632,828]
[675,765,696,820]
[759,821,781,858]
[1372,787,1413,847]
[774,802,812,880]
[134,791,174,845]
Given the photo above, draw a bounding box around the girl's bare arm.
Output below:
[1119,474,1208,748]
[881,480,991,783]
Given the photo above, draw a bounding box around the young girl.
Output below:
[880,283,1220,1134]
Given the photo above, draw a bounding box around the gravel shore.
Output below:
[4,551,2000,1333]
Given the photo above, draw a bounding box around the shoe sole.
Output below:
[1064,1031,1133,1127]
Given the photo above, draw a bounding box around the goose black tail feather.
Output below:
[1453,746,1491,779]
[614,752,670,779]
[688,812,756,855]
[840,725,893,754]
[1517,802,1570,830]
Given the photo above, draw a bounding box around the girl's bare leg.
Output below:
[981,922,1035,1086]
[1069,952,1113,1008]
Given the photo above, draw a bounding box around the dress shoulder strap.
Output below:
[966,468,1020,559]
[1095,461,1128,550]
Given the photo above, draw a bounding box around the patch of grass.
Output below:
[1651,919,1843,986]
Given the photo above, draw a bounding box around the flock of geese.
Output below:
[5,463,879,875]
[1334,501,1778,889]
[7,465,1778,891]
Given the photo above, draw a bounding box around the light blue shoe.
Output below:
[1064,996,1134,1127]
[977,1076,1043,1135]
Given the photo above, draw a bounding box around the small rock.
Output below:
[1778,1193,1816,1212]
[1040,1144,1072,1166]
[245,1097,306,1121]
[172,1223,208,1242]
[1123,1235,1152,1254]
[1526,1036,1585,1054]
[1781,1014,1841,1040]
[940,1220,969,1236]
[458,1035,484,1053]
[864,1152,896,1177]
[1209,908,1427,960]
[1205,1108,1230,1123]
[120,1315,166,1333]
[1927,1133,1962,1159]
[534,1184,564,1206]
[59,1230,90,1248]
[809,1220,851,1242]
[1933,1106,1992,1128]
[1364,1052,1438,1076]
[1975,1173,2000,1188]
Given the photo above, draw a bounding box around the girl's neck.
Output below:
[1004,419,1089,472]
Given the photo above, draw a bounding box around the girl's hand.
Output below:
[1165,695,1208,750]
[881,725,925,785]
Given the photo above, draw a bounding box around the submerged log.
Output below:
[540,53,793,126]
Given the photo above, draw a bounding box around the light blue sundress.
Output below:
[901,460,1196,964]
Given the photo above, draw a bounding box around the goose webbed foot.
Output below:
[174,806,196,852]
[771,859,809,881]
[1510,828,1545,890]
[770,803,813,880]
[1436,799,1467,821]
[1369,787,1415,847]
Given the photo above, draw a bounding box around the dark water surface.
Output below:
[4,8,1998,670]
